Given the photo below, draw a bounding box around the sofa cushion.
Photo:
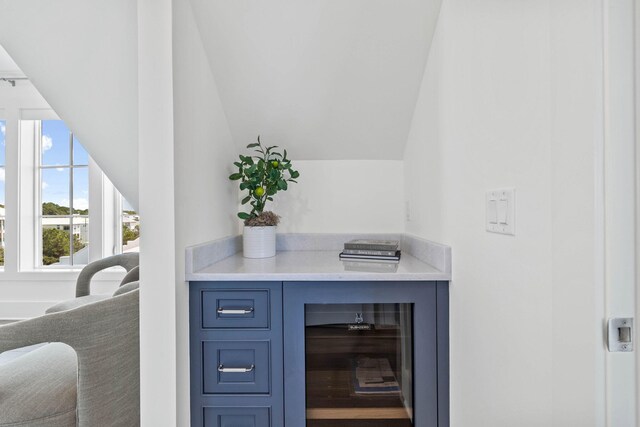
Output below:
[45,295,109,314]
[113,280,139,297]
[0,342,77,427]
[0,343,48,367]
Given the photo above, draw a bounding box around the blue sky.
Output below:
[41,120,89,211]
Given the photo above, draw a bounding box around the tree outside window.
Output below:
[121,198,140,253]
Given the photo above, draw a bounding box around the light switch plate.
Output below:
[486,188,515,235]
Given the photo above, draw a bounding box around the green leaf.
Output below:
[277,179,287,190]
[238,212,251,220]
[233,162,242,167]
[283,149,288,160]
[290,170,300,179]
[246,142,260,148]
[239,182,249,190]
[241,196,251,205]
[271,152,282,157]
[288,179,298,183]
[229,173,243,180]
[267,197,274,201]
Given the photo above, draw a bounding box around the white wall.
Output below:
[271,160,404,233]
[172,0,239,424]
[549,1,605,424]
[403,0,604,425]
[137,0,177,425]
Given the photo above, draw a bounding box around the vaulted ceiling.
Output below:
[190,0,442,160]
[0,0,138,207]
[0,45,20,76]
[0,0,443,208]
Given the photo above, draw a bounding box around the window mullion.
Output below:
[3,109,20,273]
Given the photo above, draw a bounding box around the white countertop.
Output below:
[186,249,450,282]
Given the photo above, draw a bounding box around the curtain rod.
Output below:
[0,77,29,87]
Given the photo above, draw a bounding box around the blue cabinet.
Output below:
[203,340,271,394]
[203,407,270,427]
[190,281,448,427]
[190,282,283,427]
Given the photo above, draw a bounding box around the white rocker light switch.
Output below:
[486,188,515,235]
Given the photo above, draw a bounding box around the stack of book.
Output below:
[339,239,401,263]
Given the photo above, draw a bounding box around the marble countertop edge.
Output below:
[185,233,451,281]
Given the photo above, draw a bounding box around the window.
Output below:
[121,198,140,253]
[0,116,134,271]
[39,121,89,266]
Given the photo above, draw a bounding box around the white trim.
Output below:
[603,0,638,424]
[18,120,37,271]
[635,0,640,424]
[138,0,177,423]
[596,0,608,423]
[19,109,59,120]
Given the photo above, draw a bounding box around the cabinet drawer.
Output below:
[202,290,270,329]
[203,407,270,427]
[203,341,270,394]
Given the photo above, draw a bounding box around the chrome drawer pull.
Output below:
[216,307,254,315]
[217,364,255,373]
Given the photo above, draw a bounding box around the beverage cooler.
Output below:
[283,282,446,427]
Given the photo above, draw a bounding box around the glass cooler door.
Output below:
[304,303,414,427]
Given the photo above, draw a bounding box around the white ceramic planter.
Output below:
[243,226,277,258]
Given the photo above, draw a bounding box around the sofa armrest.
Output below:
[0,290,138,353]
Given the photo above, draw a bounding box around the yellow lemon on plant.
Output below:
[271,160,279,168]
[254,187,265,197]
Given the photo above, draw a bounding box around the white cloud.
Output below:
[0,169,4,182]
[42,135,53,151]
[73,198,89,210]
[0,123,5,136]
[56,167,64,172]
[42,181,49,189]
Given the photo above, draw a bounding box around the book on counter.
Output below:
[339,251,401,262]
[343,239,399,251]
[342,248,398,257]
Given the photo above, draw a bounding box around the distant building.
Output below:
[123,214,139,231]
[41,216,89,244]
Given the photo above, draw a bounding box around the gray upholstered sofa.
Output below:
[0,254,140,427]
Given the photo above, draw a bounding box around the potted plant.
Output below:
[229,136,299,258]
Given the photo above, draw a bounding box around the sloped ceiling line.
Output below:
[0,0,139,208]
